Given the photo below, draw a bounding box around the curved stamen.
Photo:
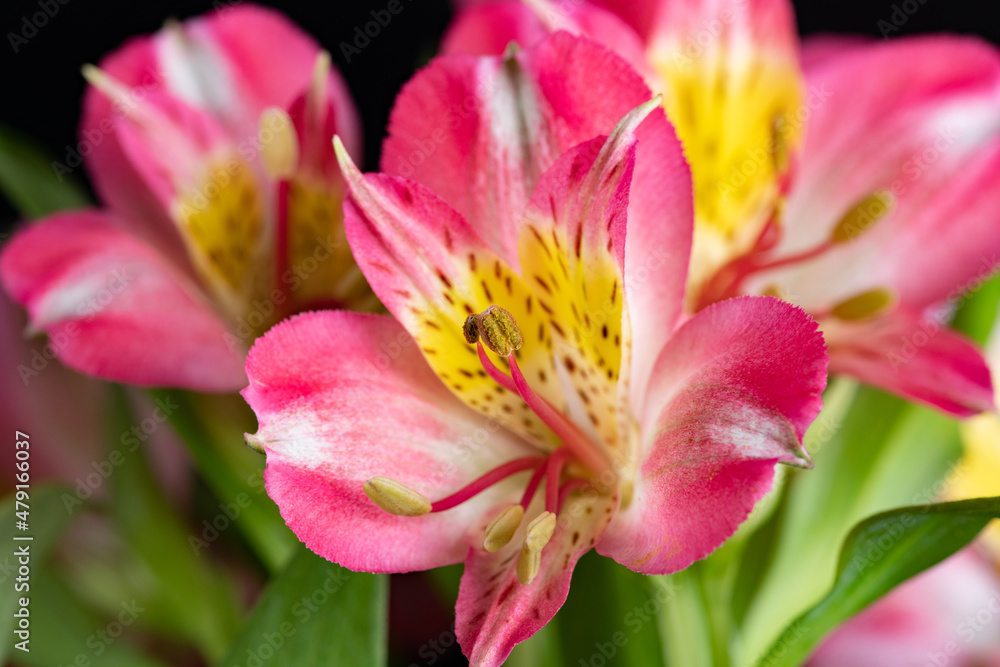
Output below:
[508,355,612,475]
[545,447,573,514]
[519,462,548,510]
[557,477,592,512]
[477,342,518,394]
[429,456,545,512]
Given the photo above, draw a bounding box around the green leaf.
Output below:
[150,389,297,573]
[10,567,169,667]
[951,270,1000,346]
[219,546,387,667]
[0,124,90,219]
[555,551,665,667]
[738,384,961,664]
[0,485,76,661]
[753,496,1000,667]
[656,567,715,667]
[109,387,241,661]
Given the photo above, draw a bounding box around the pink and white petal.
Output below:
[0,212,245,391]
[598,296,827,574]
[781,36,1000,258]
[516,33,696,382]
[456,489,618,666]
[442,0,651,81]
[110,88,235,213]
[382,32,676,270]
[877,139,1000,310]
[171,5,355,143]
[243,310,539,573]
[822,311,993,418]
[81,35,184,255]
[338,147,566,443]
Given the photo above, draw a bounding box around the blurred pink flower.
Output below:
[808,548,1000,667]
[242,33,828,666]
[1,4,367,392]
[444,0,1000,417]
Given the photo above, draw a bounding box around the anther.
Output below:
[517,546,541,585]
[463,314,480,345]
[259,108,299,180]
[830,288,895,321]
[525,511,557,552]
[474,306,523,357]
[483,505,524,552]
[363,477,431,516]
[830,190,894,244]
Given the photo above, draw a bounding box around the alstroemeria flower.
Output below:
[243,34,827,666]
[0,5,367,391]
[444,0,1000,417]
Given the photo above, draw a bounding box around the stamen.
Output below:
[477,342,518,394]
[516,546,541,585]
[557,477,591,511]
[429,456,544,512]
[509,355,612,475]
[519,462,548,510]
[830,191,894,244]
[524,511,557,552]
[545,447,573,513]
[830,288,895,321]
[467,305,611,475]
[475,305,524,357]
[259,108,299,180]
[363,477,432,516]
[483,505,524,552]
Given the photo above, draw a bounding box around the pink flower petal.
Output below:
[243,310,539,573]
[337,142,569,444]
[778,36,1000,288]
[456,491,618,666]
[0,212,245,391]
[442,1,650,79]
[383,33,693,402]
[824,310,994,418]
[598,296,827,574]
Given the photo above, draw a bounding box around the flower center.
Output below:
[364,305,613,584]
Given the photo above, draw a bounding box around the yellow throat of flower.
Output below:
[652,41,804,300]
